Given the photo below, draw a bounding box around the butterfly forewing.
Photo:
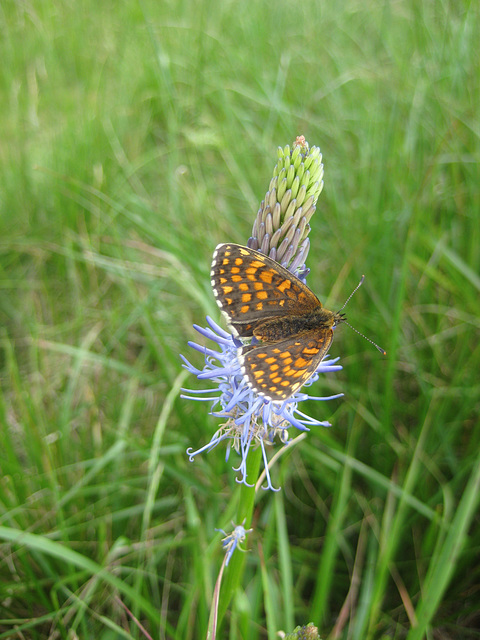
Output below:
[211,243,321,337]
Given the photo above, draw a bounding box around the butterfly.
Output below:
[210,243,346,402]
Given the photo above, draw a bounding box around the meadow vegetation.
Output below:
[0,1,479,638]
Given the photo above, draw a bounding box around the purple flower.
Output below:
[216,523,253,566]
[181,138,345,491]
[181,316,343,491]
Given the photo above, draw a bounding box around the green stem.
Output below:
[217,446,262,624]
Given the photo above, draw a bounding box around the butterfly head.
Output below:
[333,311,346,328]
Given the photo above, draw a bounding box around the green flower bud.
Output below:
[296,183,307,208]
[247,137,324,273]
[277,176,288,203]
[286,163,296,188]
[290,175,300,199]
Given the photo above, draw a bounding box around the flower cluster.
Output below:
[181,316,342,490]
[181,137,343,491]
[216,522,253,566]
[247,136,324,276]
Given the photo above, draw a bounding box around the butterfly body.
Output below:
[211,243,344,402]
[253,308,341,343]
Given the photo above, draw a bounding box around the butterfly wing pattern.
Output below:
[210,243,343,402]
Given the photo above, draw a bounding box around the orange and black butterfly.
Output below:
[210,243,346,402]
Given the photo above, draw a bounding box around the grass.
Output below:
[1,0,479,638]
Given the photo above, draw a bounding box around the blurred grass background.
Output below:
[0,0,479,638]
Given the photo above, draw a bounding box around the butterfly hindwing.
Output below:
[238,328,334,401]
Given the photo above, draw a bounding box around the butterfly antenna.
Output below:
[343,320,386,354]
[337,275,387,355]
[337,275,365,312]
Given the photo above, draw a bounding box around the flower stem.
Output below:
[217,445,262,624]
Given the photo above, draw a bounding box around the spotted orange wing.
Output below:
[210,243,321,337]
[239,328,334,401]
